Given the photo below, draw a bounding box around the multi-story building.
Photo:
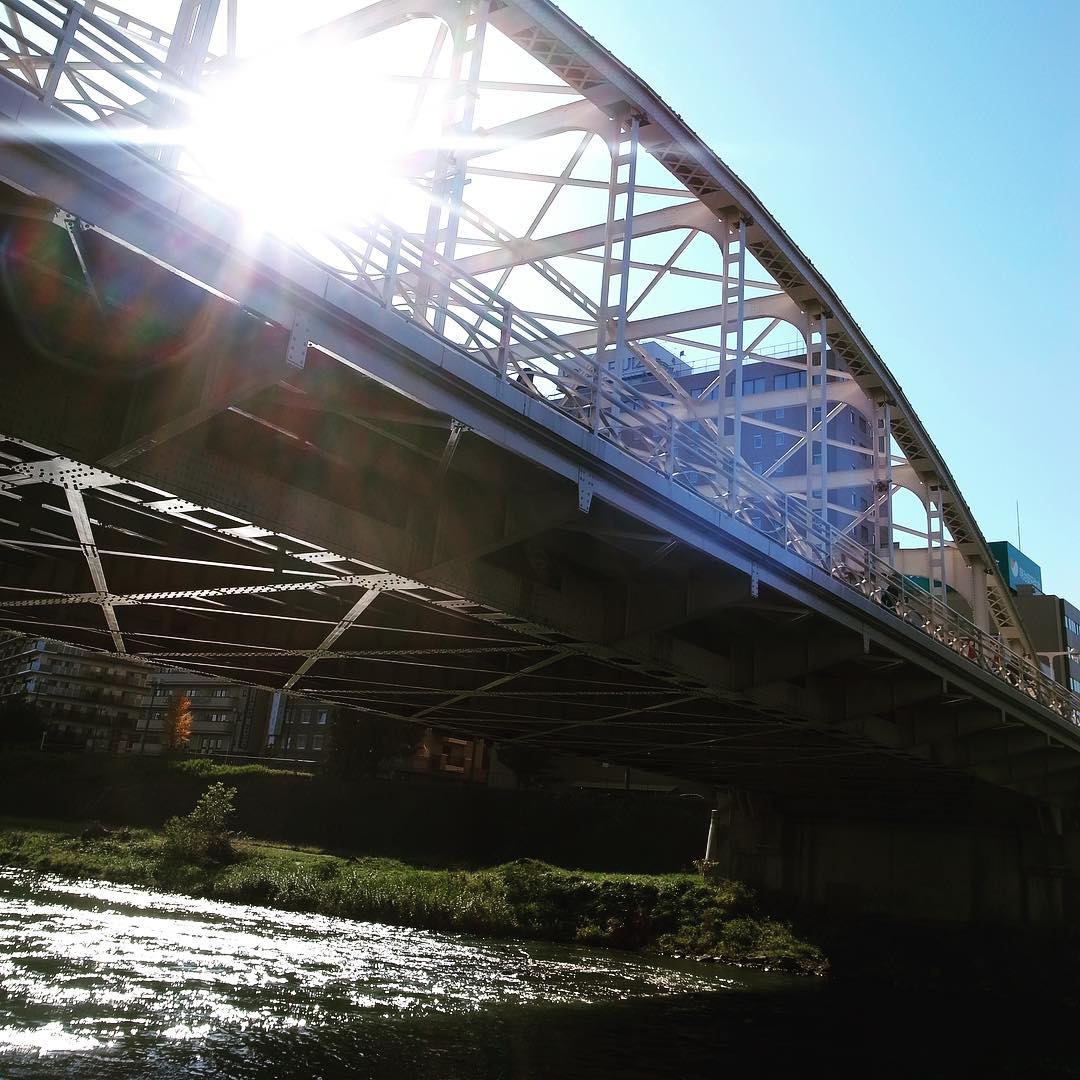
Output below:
[144,671,270,756]
[988,541,1044,596]
[602,341,877,543]
[268,695,332,759]
[153,683,489,781]
[1014,588,1080,695]
[963,542,1079,694]
[270,694,490,782]
[0,635,152,750]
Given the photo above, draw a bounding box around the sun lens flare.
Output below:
[184,44,438,237]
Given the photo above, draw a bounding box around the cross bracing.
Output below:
[0,1,1075,807]
[0,0,1033,657]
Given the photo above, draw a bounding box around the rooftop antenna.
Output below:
[1016,501,1022,550]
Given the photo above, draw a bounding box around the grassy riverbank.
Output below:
[0,818,826,975]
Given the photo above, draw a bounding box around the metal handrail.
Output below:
[0,0,1076,730]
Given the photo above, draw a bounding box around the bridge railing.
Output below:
[0,0,1077,731]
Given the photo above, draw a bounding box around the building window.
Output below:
[312,735,324,750]
[742,377,766,396]
[775,408,785,420]
[811,448,822,466]
[772,371,806,391]
[812,406,822,425]
[213,688,227,698]
[297,735,307,750]
[775,433,785,446]
[317,711,328,725]
[752,434,764,449]
[752,461,765,474]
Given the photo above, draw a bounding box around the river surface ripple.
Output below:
[0,866,779,1078]
[4,866,1077,1079]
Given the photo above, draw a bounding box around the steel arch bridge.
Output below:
[0,0,1077,817]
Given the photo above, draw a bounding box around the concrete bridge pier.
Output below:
[707,788,1080,928]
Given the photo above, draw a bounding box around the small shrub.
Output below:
[163,782,239,864]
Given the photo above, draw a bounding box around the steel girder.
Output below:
[0,0,1031,653]
[0,0,1073,811]
[0,196,1075,816]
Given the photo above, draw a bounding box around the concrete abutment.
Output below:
[708,789,1080,927]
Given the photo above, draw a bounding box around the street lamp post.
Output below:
[1035,648,1080,688]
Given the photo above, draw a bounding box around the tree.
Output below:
[163,782,239,863]
[160,693,193,752]
[324,711,423,779]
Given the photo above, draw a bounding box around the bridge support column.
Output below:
[927,482,948,603]
[716,217,747,509]
[805,312,829,524]
[716,802,1080,928]
[972,562,990,634]
[871,396,894,565]
[704,790,785,893]
[417,0,490,332]
[593,111,642,431]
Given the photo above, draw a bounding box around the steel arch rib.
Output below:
[0,0,1037,662]
[486,0,1032,654]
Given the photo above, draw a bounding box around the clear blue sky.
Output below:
[557,0,1080,603]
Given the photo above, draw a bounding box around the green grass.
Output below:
[0,819,826,975]
[168,757,311,779]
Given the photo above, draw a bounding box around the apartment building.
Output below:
[144,671,270,755]
[270,694,490,782]
[0,636,151,750]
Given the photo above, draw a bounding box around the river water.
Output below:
[1,866,1077,1079]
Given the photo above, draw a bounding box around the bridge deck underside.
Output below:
[0,196,1073,820]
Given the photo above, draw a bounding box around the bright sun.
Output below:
[183,40,443,238]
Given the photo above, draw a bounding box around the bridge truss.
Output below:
[0,0,1077,799]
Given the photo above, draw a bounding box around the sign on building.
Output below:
[988,541,1043,594]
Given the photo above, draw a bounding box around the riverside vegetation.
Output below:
[0,783,826,975]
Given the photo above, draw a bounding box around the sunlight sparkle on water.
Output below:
[0,867,736,1068]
